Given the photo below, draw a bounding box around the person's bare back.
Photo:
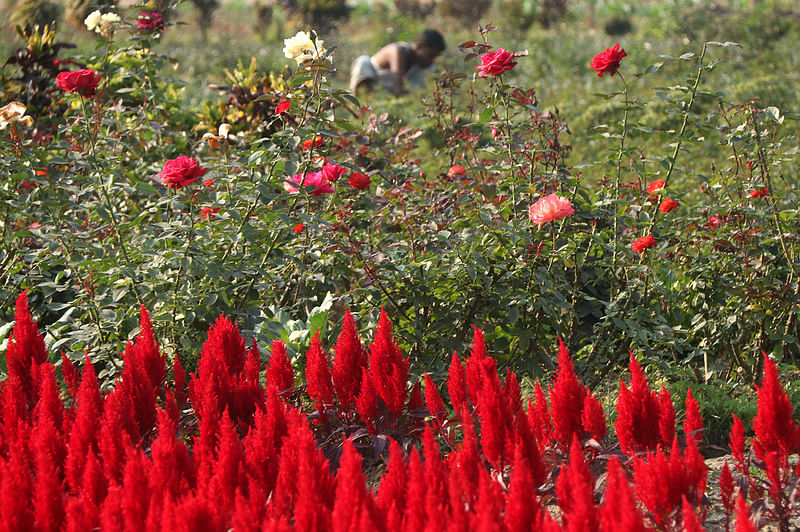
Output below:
[349,29,446,96]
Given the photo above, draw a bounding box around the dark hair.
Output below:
[416,29,446,51]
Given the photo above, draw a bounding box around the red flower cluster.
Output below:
[591,43,627,77]
[0,291,792,531]
[56,69,101,98]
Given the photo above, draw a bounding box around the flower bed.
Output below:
[1,290,797,530]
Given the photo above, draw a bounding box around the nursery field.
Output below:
[2,0,800,529]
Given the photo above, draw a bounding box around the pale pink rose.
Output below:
[528,193,574,228]
[284,171,334,196]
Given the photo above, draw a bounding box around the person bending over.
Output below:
[350,29,446,96]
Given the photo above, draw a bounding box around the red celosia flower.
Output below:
[633,437,708,527]
[56,69,101,97]
[683,387,704,446]
[476,370,507,468]
[647,179,665,194]
[275,99,291,114]
[682,496,704,532]
[751,356,796,462]
[266,340,294,397]
[720,460,735,528]
[615,354,667,455]
[332,439,376,531]
[423,372,447,427]
[331,309,366,410]
[476,48,517,77]
[581,391,606,441]
[376,439,407,515]
[659,197,679,214]
[599,457,645,532]
[6,291,48,409]
[631,234,656,254]
[65,356,103,493]
[504,438,542,531]
[403,447,426,530]
[159,156,207,189]
[548,338,588,449]
[365,309,409,419]
[729,414,747,470]
[61,352,81,398]
[735,493,756,532]
[348,172,371,190]
[304,331,334,407]
[447,351,468,415]
[448,165,466,179]
[356,368,378,433]
[528,381,552,446]
[750,186,769,199]
[555,436,598,530]
[591,43,627,77]
[657,386,676,449]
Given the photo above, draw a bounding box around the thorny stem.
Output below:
[610,72,630,300]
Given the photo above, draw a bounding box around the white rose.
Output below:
[282,31,324,64]
[84,10,102,32]
[100,12,121,26]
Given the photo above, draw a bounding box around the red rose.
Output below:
[750,186,769,199]
[706,216,722,230]
[158,156,207,189]
[631,234,656,254]
[200,206,219,220]
[646,179,665,195]
[476,48,517,77]
[275,99,291,114]
[293,223,305,233]
[659,198,679,214]
[136,12,165,31]
[320,163,346,182]
[448,165,466,179]
[302,136,324,150]
[348,172,371,190]
[56,69,101,98]
[591,43,627,77]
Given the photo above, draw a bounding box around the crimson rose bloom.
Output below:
[320,163,346,183]
[750,186,769,199]
[659,198,679,214]
[632,235,656,254]
[136,12,165,31]
[275,99,291,114]
[159,156,207,189]
[56,69,101,98]
[591,43,627,77]
[476,48,517,77]
[646,179,665,195]
[348,172,371,190]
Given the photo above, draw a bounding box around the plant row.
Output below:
[1,291,798,530]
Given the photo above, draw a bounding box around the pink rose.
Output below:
[284,172,334,196]
[476,48,517,77]
[158,156,207,189]
[319,163,347,183]
[706,216,722,230]
[591,43,627,77]
[528,193,575,228]
[136,12,165,32]
[56,69,101,98]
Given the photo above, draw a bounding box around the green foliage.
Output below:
[10,0,62,28]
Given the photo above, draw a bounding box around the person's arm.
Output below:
[372,43,410,96]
